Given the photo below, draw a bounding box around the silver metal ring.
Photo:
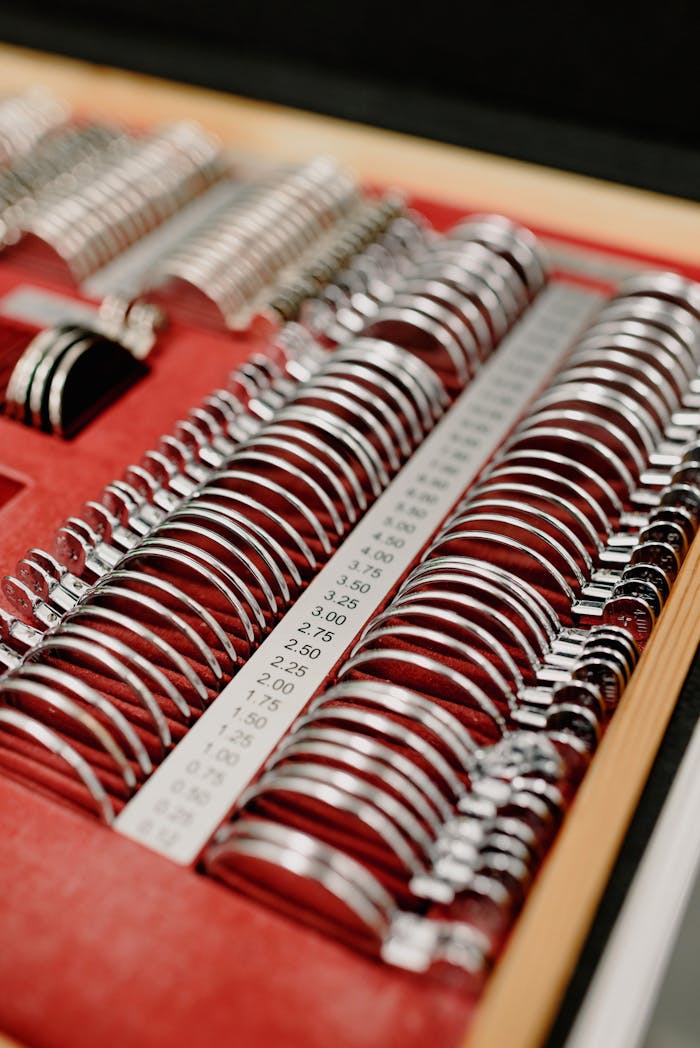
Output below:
[154,515,279,621]
[59,601,184,730]
[441,508,584,592]
[516,408,644,481]
[274,724,451,824]
[260,422,366,515]
[616,271,700,323]
[393,277,491,365]
[182,497,301,591]
[430,521,575,605]
[391,590,533,681]
[291,385,400,473]
[458,496,592,579]
[363,302,470,388]
[566,346,681,416]
[322,360,424,448]
[57,620,179,751]
[339,647,507,738]
[337,337,449,423]
[193,483,316,572]
[357,618,515,705]
[106,566,237,669]
[398,568,548,661]
[96,569,227,680]
[206,818,395,939]
[21,637,152,774]
[503,426,634,502]
[432,237,528,314]
[243,770,425,875]
[236,432,356,527]
[5,325,82,423]
[448,215,547,296]
[586,318,696,379]
[553,364,669,433]
[211,468,333,555]
[412,259,506,343]
[389,291,480,376]
[426,241,522,320]
[274,405,387,496]
[478,469,607,548]
[0,676,134,791]
[0,706,114,823]
[131,533,261,641]
[598,297,699,363]
[412,553,559,641]
[84,584,211,706]
[311,371,412,459]
[264,750,433,846]
[490,447,621,520]
[534,383,660,457]
[572,336,686,402]
[312,679,475,774]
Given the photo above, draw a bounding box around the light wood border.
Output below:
[1,43,700,265]
[1,43,700,1048]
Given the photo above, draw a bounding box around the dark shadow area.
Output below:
[1,2,699,199]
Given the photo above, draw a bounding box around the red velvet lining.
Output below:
[2,192,699,1048]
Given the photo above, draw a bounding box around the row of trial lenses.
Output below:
[254,195,426,329]
[200,221,554,950]
[360,214,545,391]
[203,601,630,965]
[0,214,544,822]
[412,281,699,734]
[381,279,700,959]
[382,725,592,974]
[2,321,147,437]
[49,336,442,597]
[302,213,546,369]
[34,217,544,606]
[296,209,431,341]
[0,601,158,824]
[565,271,700,647]
[207,676,480,954]
[146,157,359,328]
[336,573,633,756]
[2,318,343,637]
[0,89,67,167]
[302,273,700,953]
[18,212,535,612]
[434,271,699,599]
[23,122,226,282]
[203,698,589,970]
[0,123,121,248]
[0,335,455,822]
[54,335,445,616]
[380,634,637,950]
[202,266,700,967]
[2,330,328,624]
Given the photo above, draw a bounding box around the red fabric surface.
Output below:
[2,193,700,1047]
[0,777,474,1048]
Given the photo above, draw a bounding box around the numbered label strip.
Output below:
[115,283,602,864]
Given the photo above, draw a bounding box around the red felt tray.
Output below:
[1,192,699,1048]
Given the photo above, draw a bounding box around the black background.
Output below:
[1,1,700,199]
